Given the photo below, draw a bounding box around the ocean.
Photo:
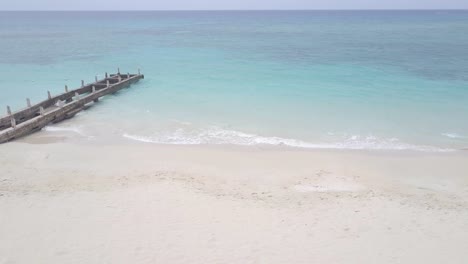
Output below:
[1,10,467,151]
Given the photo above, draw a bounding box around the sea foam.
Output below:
[123,127,454,152]
[442,133,465,139]
[44,125,85,135]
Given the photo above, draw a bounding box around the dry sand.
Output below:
[0,138,468,263]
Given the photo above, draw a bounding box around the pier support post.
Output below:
[26,98,31,108]
[107,80,110,88]
[11,118,16,129]
[47,91,52,100]
[65,85,71,102]
[138,68,141,75]
[7,106,11,116]
[105,72,108,78]
[39,107,45,116]
[118,67,120,75]
[95,76,98,82]
[81,80,85,88]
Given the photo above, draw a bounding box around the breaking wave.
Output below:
[123,127,454,152]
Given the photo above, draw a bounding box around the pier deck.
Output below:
[0,70,144,143]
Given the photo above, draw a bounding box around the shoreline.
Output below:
[2,138,468,204]
[13,125,468,154]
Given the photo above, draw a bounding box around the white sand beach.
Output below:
[1,137,467,263]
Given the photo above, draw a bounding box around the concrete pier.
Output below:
[0,70,144,143]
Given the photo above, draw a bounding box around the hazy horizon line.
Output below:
[1,8,468,12]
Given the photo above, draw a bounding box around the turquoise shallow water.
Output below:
[1,11,468,151]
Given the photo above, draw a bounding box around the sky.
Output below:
[1,0,468,11]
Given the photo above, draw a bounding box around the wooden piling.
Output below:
[7,106,11,116]
[65,85,69,92]
[26,98,31,108]
[47,91,52,100]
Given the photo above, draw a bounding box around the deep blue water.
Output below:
[1,11,467,150]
